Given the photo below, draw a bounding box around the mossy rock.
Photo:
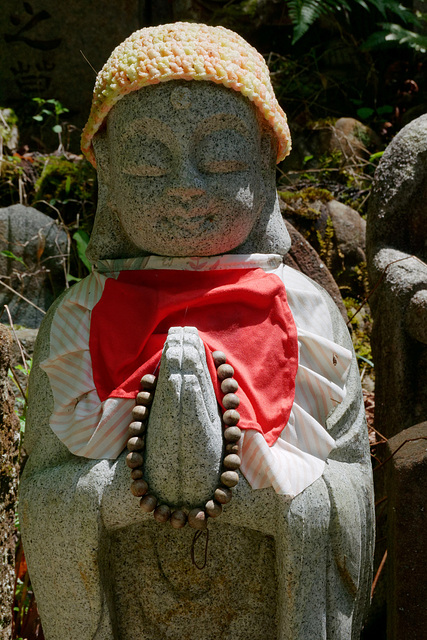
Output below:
[280,189,369,299]
[0,108,19,151]
[278,186,333,220]
[344,299,374,374]
[33,154,97,226]
[0,151,97,235]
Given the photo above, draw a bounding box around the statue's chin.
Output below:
[128,233,250,258]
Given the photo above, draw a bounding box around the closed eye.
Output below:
[201,160,249,174]
[123,165,168,177]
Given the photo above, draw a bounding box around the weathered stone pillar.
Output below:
[386,423,427,640]
[367,114,427,440]
[0,324,20,638]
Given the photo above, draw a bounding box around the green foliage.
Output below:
[363,21,427,52]
[287,0,341,43]
[286,0,421,44]
[316,215,335,268]
[0,107,18,148]
[8,358,32,445]
[356,106,375,120]
[0,155,25,204]
[33,155,96,215]
[369,150,385,162]
[0,151,96,281]
[32,97,69,146]
[278,186,334,221]
[281,186,334,202]
[73,230,91,272]
[319,149,344,171]
[344,298,374,372]
[0,250,27,267]
[207,0,424,57]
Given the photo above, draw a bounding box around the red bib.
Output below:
[89,268,298,446]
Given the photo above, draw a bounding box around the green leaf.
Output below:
[15,359,32,376]
[357,107,375,120]
[0,250,27,267]
[363,23,427,52]
[285,0,424,45]
[66,273,82,282]
[288,0,335,43]
[33,114,44,122]
[355,0,369,11]
[52,124,62,134]
[73,230,92,272]
[357,354,374,367]
[369,151,385,162]
[376,105,393,115]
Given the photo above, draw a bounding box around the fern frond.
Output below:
[286,0,424,45]
[363,0,421,23]
[363,22,427,52]
[288,0,338,43]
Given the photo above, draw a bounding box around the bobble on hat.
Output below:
[81,22,291,168]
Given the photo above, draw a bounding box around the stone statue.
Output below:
[20,23,374,640]
[367,114,427,439]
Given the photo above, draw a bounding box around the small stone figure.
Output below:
[367,114,427,439]
[0,204,68,328]
[20,23,374,640]
[367,114,427,639]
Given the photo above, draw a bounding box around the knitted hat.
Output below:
[81,22,291,168]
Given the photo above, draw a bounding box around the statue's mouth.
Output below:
[161,212,216,236]
[169,213,214,225]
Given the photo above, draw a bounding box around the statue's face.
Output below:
[104,81,266,256]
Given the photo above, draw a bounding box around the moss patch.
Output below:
[344,298,374,374]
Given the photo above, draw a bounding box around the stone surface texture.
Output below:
[367,114,427,439]
[331,118,381,164]
[0,204,68,328]
[325,200,366,268]
[385,423,427,640]
[0,324,20,637]
[20,80,374,640]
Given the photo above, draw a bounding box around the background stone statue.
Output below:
[0,204,68,328]
[20,23,374,640]
[367,113,427,439]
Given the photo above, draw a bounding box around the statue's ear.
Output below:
[237,124,290,256]
[260,129,278,188]
[92,128,110,179]
[86,127,142,262]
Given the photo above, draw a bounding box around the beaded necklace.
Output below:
[126,350,242,531]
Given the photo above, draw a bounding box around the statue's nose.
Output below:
[167,186,205,203]
[166,155,206,203]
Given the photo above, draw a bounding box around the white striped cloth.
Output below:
[40,254,352,498]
